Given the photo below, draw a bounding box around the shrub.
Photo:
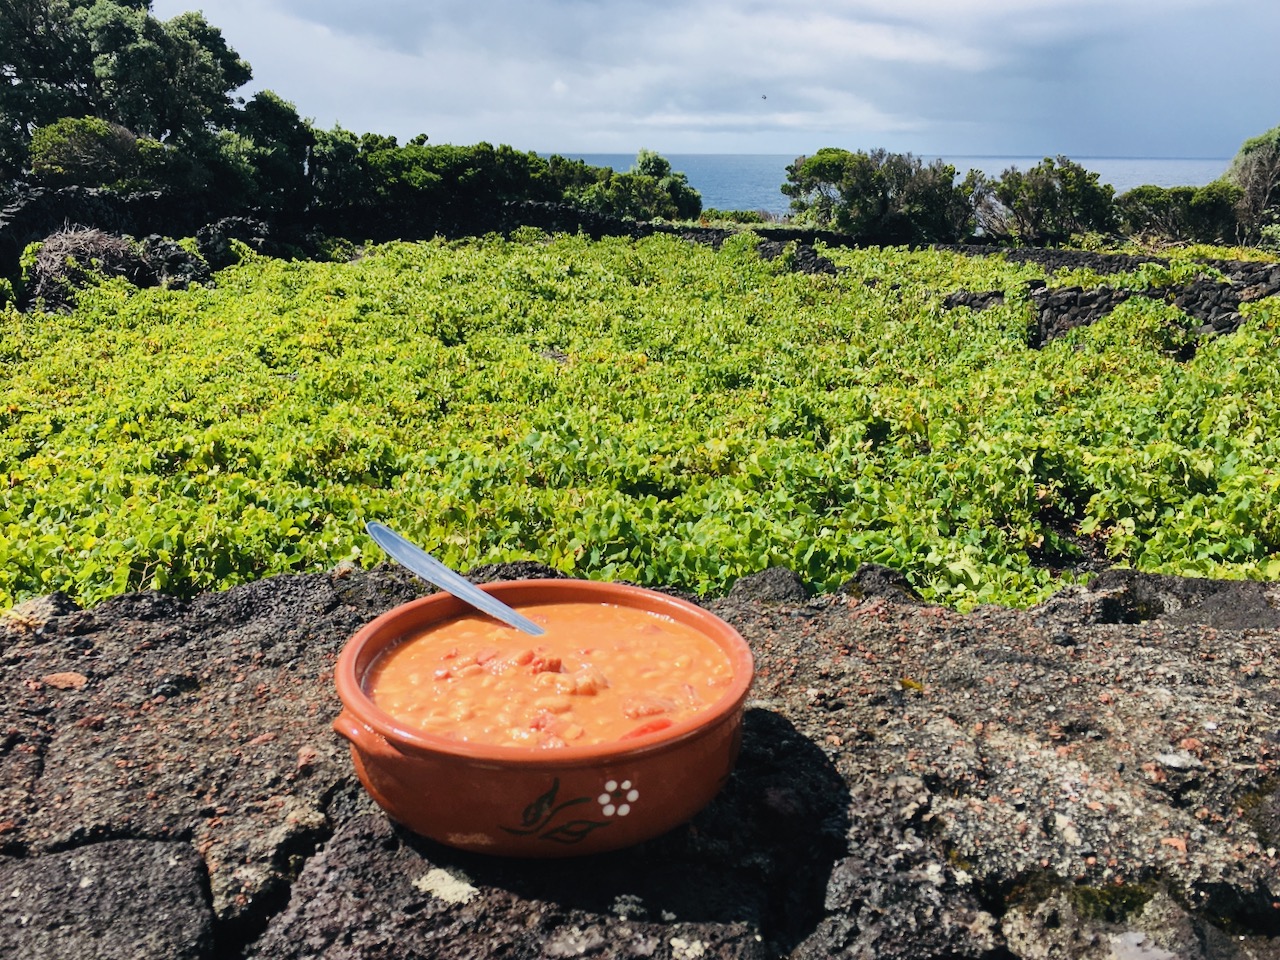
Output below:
[633,148,701,220]
[29,116,139,188]
[1259,224,1280,254]
[701,209,770,224]
[1226,126,1280,241]
[576,171,676,221]
[230,90,315,213]
[782,148,971,243]
[992,156,1117,246]
[1118,181,1242,246]
[1187,180,1243,244]
[569,151,702,221]
[1117,185,1197,241]
[309,126,372,213]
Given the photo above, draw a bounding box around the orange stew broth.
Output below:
[364,601,735,749]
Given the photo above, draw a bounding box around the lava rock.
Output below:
[6,565,1280,958]
[0,840,215,960]
[729,567,809,603]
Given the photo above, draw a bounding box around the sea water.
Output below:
[559,153,1233,218]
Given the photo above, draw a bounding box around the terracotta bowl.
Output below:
[333,579,754,857]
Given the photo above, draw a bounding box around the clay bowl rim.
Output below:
[335,578,755,768]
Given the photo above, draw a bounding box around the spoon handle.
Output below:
[365,521,546,636]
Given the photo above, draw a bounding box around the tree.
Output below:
[358,132,398,155]
[541,153,603,196]
[1117,182,1241,245]
[0,0,249,177]
[782,147,972,243]
[632,148,701,219]
[316,139,574,236]
[77,0,172,137]
[962,168,1006,240]
[1117,184,1196,241]
[143,9,250,140]
[879,152,972,243]
[992,156,1116,245]
[576,171,673,220]
[0,0,94,175]
[1226,125,1280,241]
[308,124,371,213]
[231,90,314,213]
[569,150,701,221]
[781,147,850,228]
[633,148,671,180]
[1187,180,1242,244]
[28,113,136,185]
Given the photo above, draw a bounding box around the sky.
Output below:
[149,0,1277,159]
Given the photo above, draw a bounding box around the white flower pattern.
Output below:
[597,779,640,817]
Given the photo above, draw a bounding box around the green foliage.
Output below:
[3,235,1278,612]
[569,150,702,221]
[1118,182,1241,244]
[194,129,258,205]
[1118,184,1196,241]
[633,148,701,219]
[990,156,1118,245]
[0,0,89,176]
[28,115,138,187]
[780,147,847,226]
[225,90,315,213]
[782,148,971,243]
[1050,258,1226,295]
[1227,125,1280,241]
[1187,181,1245,243]
[359,132,399,155]
[1161,242,1275,264]
[540,153,605,196]
[574,172,669,220]
[308,125,371,212]
[17,240,41,294]
[314,139,582,231]
[701,209,770,224]
[0,0,250,173]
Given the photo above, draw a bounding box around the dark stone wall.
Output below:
[942,253,1280,348]
[0,187,856,291]
[0,185,213,287]
[3,185,1278,354]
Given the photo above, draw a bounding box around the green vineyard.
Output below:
[2,231,1278,611]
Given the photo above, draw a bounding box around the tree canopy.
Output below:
[3,1,1275,251]
[0,0,249,176]
[566,149,702,221]
[1225,123,1280,242]
[782,148,972,244]
[982,156,1117,245]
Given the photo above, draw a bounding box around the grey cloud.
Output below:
[151,0,1279,156]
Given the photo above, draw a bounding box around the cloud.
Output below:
[150,0,1277,156]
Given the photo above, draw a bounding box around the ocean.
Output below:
[560,153,1233,218]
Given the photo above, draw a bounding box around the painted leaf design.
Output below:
[521,778,560,827]
[540,818,611,844]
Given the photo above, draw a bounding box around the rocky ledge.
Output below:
[3,565,1280,959]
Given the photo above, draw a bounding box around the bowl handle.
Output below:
[333,710,404,763]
